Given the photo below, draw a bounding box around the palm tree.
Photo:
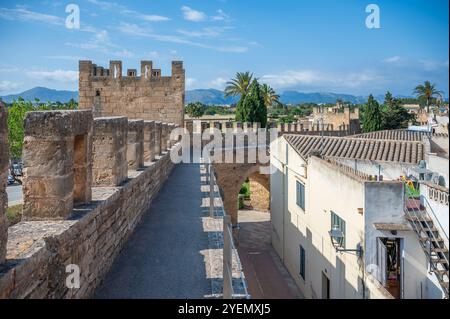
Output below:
[261,83,280,108]
[413,81,443,113]
[224,72,253,98]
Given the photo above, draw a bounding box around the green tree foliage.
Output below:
[185,102,205,118]
[362,94,383,133]
[7,98,78,159]
[7,98,34,159]
[382,91,415,129]
[413,81,443,113]
[260,83,280,108]
[224,71,253,98]
[237,80,267,127]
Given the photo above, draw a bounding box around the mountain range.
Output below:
[1,87,406,105]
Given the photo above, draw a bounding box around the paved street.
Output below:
[6,184,22,206]
[237,210,304,299]
[94,164,212,299]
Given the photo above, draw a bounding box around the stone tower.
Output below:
[78,60,185,126]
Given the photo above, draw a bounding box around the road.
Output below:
[6,184,22,206]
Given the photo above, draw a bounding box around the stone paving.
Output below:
[237,210,304,299]
[93,163,247,299]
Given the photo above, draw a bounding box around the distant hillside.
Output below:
[186,89,371,105]
[280,91,368,104]
[186,89,239,105]
[1,87,415,106]
[1,87,78,103]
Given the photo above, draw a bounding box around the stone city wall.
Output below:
[78,60,185,127]
[0,110,179,298]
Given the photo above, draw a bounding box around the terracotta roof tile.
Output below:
[284,134,424,164]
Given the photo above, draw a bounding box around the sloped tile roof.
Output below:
[284,134,424,164]
[352,129,448,141]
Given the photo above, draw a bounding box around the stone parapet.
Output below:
[143,121,156,162]
[0,151,174,298]
[92,117,128,187]
[22,110,93,221]
[127,120,144,170]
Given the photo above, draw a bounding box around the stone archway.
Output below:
[247,171,270,212]
[213,163,269,225]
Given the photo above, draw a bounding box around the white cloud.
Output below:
[186,78,197,89]
[181,6,206,22]
[0,7,64,25]
[26,70,78,82]
[209,77,228,89]
[384,56,401,63]
[212,9,230,21]
[0,80,21,93]
[261,70,321,87]
[177,26,233,38]
[113,50,134,58]
[44,55,88,61]
[140,14,170,22]
[117,23,247,53]
[419,59,449,71]
[260,69,386,91]
[88,0,170,22]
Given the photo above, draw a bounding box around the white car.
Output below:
[7,175,15,185]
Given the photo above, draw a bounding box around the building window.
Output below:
[296,181,305,211]
[331,211,346,248]
[300,245,306,280]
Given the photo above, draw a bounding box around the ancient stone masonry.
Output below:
[312,106,361,135]
[0,109,176,298]
[22,110,93,221]
[0,102,8,265]
[79,60,185,126]
[155,121,162,156]
[184,120,355,137]
[127,120,144,170]
[143,121,156,162]
[92,117,128,187]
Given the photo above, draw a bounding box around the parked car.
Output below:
[12,163,22,176]
[7,174,15,185]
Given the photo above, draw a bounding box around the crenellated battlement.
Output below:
[0,109,180,298]
[79,60,185,126]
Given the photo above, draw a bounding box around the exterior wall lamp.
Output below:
[329,226,364,258]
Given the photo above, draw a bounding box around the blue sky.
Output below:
[0,0,448,97]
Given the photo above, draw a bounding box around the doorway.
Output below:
[378,238,402,299]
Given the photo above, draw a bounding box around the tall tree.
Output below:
[413,81,443,113]
[224,72,253,98]
[185,102,205,118]
[7,98,34,159]
[260,83,280,108]
[382,91,415,130]
[362,95,383,133]
[239,80,267,127]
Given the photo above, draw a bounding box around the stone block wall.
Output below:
[0,110,176,298]
[92,117,128,187]
[0,102,8,265]
[143,121,156,162]
[79,60,185,127]
[22,111,93,221]
[154,121,162,155]
[127,120,144,170]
